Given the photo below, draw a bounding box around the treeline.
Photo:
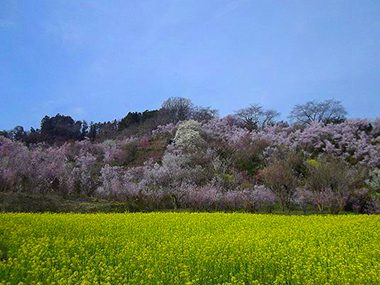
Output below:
[1,97,379,214]
[1,97,347,145]
[1,97,218,145]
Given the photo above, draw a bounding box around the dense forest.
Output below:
[1,97,379,213]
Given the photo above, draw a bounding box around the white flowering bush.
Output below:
[367,168,380,192]
[174,120,205,149]
[1,116,380,213]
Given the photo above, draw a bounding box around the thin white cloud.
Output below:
[0,0,18,29]
[90,59,110,75]
[0,19,16,28]
[69,107,87,118]
[214,0,249,19]
[45,21,84,44]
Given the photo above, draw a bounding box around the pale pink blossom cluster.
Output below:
[1,117,379,212]
[202,118,380,167]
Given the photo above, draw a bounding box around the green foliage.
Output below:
[118,110,159,131]
[0,192,59,213]
[261,152,305,211]
[233,140,269,175]
[122,141,139,165]
[306,157,351,193]
[222,173,233,183]
[0,241,8,261]
[237,159,261,175]
[40,114,84,142]
[306,159,318,167]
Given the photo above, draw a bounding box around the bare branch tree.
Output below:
[234,104,263,130]
[161,97,218,123]
[234,104,280,130]
[191,106,219,122]
[262,109,281,129]
[289,99,347,125]
[160,97,194,123]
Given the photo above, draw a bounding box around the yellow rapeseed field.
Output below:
[0,213,379,285]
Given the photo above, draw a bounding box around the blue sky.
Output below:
[1,0,379,130]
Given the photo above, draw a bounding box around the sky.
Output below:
[1,0,380,130]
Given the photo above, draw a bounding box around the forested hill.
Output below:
[1,97,379,214]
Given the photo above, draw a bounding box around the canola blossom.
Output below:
[0,213,379,285]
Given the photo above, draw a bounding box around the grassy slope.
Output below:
[0,192,352,215]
